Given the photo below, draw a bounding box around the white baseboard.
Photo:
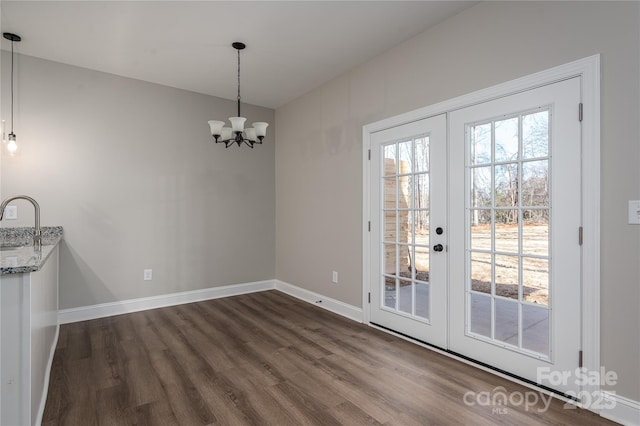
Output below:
[58,279,363,325]
[600,391,640,426]
[58,280,275,324]
[35,323,59,426]
[274,279,363,323]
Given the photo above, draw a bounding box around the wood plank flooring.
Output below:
[43,290,613,425]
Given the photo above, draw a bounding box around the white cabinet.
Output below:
[1,246,59,426]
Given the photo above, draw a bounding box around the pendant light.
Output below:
[3,32,21,156]
[208,42,268,148]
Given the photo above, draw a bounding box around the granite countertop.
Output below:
[0,226,63,274]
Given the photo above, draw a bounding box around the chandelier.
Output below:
[208,42,268,148]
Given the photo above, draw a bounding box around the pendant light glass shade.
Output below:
[208,120,224,137]
[252,122,269,138]
[229,116,246,133]
[7,133,17,155]
[221,127,233,141]
[244,127,257,142]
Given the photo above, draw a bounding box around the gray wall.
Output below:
[275,1,640,401]
[1,53,275,309]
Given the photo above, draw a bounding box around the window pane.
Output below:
[413,173,429,210]
[523,257,548,306]
[495,299,519,345]
[414,246,430,283]
[522,111,549,159]
[415,137,429,172]
[398,245,411,278]
[398,140,412,174]
[495,255,519,300]
[471,123,492,165]
[384,276,396,309]
[399,175,412,209]
[471,252,492,295]
[522,304,549,356]
[471,166,491,208]
[470,210,491,251]
[522,160,549,206]
[384,244,397,275]
[414,210,429,244]
[383,210,397,243]
[470,293,491,338]
[398,210,410,245]
[495,164,519,208]
[383,177,396,209]
[383,144,397,176]
[495,214,519,254]
[495,117,519,162]
[522,210,548,256]
[415,282,430,320]
[398,279,413,314]
[495,209,518,227]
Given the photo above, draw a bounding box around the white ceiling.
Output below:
[0,1,476,109]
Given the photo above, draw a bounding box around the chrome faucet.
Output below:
[0,195,41,250]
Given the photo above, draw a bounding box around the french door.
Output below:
[369,114,447,348]
[369,77,582,394]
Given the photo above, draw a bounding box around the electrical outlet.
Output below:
[629,200,640,225]
[4,205,17,220]
[332,271,338,284]
[143,269,153,281]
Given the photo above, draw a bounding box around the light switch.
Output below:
[143,269,153,281]
[629,200,640,225]
[4,205,17,220]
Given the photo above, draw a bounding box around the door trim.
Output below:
[362,54,600,409]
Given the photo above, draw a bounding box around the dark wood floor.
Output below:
[43,290,613,425]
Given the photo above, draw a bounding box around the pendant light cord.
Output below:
[10,39,14,133]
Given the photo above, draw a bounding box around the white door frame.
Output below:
[362,55,600,407]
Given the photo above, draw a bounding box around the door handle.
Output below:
[433,244,444,252]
